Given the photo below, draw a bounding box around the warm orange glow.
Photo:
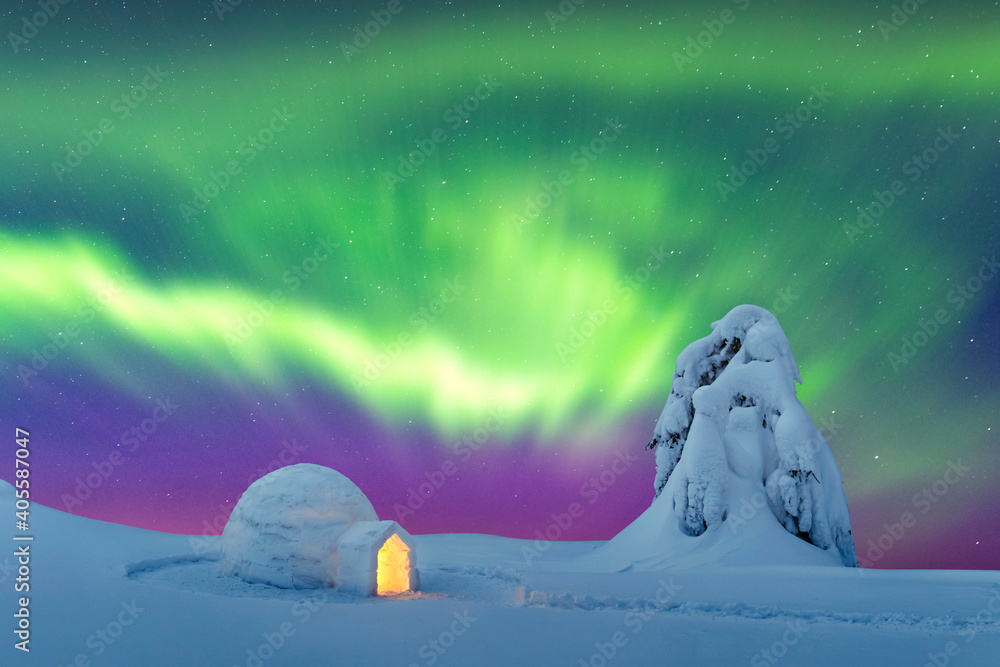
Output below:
[377,534,411,595]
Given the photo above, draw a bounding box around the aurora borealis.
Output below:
[2,0,998,569]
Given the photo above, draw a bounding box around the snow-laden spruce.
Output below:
[646,304,857,566]
[588,305,857,570]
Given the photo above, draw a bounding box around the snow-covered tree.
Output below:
[644,305,858,567]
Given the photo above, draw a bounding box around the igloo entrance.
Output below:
[377,533,413,595]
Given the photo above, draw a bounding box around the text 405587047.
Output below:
[14,427,33,653]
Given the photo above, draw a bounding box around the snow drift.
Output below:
[592,305,858,570]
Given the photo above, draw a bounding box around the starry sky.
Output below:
[2,0,998,570]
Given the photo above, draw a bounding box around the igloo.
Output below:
[221,463,419,595]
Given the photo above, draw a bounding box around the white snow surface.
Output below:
[221,463,378,588]
[636,305,858,567]
[6,480,1000,667]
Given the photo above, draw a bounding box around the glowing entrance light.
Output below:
[376,534,411,595]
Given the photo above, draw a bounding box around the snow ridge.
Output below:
[522,587,1000,634]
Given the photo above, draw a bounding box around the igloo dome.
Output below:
[222,463,418,591]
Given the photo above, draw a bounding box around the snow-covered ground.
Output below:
[5,480,999,667]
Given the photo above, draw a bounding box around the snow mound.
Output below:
[221,463,378,588]
[593,305,858,570]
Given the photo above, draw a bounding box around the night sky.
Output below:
[2,0,998,570]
